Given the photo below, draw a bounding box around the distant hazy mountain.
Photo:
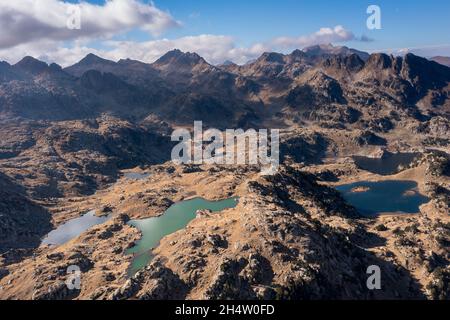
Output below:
[431,56,450,67]
[217,60,238,68]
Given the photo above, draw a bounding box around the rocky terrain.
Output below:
[0,44,448,300]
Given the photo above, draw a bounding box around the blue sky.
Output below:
[170,0,448,50]
[86,0,450,52]
[1,0,449,65]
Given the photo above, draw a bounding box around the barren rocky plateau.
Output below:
[0,44,448,300]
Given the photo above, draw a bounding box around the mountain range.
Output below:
[1,44,448,127]
[0,44,449,300]
[0,43,448,196]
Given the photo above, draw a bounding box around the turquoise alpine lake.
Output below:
[42,210,111,246]
[126,197,239,275]
[336,180,429,217]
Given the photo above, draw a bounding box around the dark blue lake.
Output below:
[353,153,420,175]
[336,180,429,216]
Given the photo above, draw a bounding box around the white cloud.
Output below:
[0,0,180,49]
[272,25,355,49]
[101,35,272,65]
[0,20,367,66]
[72,26,361,66]
[0,2,446,69]
[13,35,267,66]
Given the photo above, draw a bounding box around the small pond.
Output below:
[123,172,150,180]
[41,210,111,246]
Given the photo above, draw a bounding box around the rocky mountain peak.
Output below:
[77,53,116,67]
[403,52,427,67]
[157,49,183,60]
[14,56,49,75]
[221,60,236,66]
[290,49,305,56]
[303,44,370,61]
[117,58,144,66]
[303,44,334,55]
[288,49,307,61]
[321,53,365,72]
[49,63,63,72]
[64,54,118,77]
[400,52,450,95]
[366,53,393,69]
[258,52,285,64]
[402,53,450,76]
[154,49,207,67]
